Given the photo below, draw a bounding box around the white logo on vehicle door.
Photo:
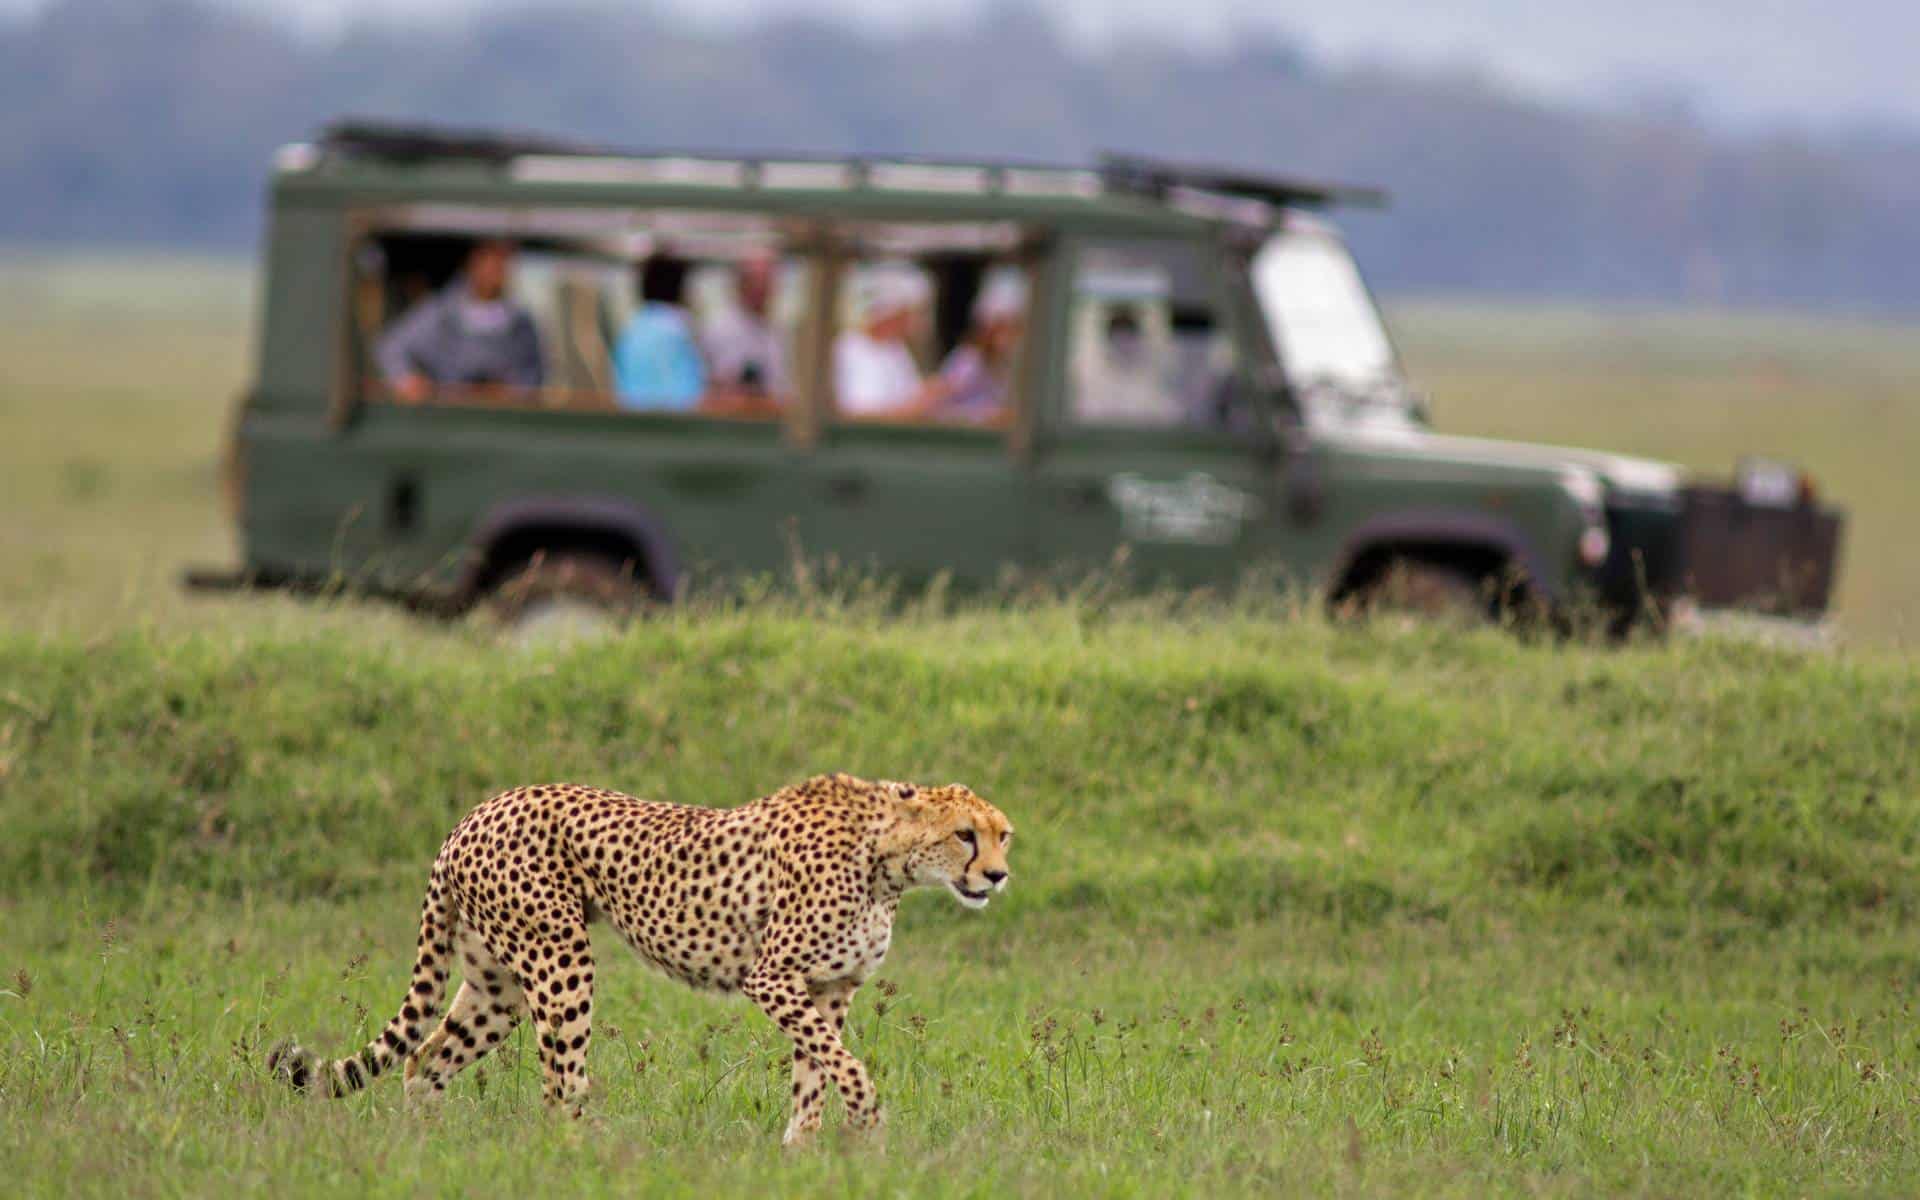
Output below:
[1106,473,1261,545]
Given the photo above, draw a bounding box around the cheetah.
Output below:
[268,773,1013,1145]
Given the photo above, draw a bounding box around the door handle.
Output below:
[1283,437,1324,523]
[1063,480,1106,510]
[826,473,869,504]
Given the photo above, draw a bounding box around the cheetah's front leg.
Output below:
[783,979,857,1146]
[742,969,879,1144]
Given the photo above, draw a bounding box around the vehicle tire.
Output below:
[486,551,649,643]
[1351,558,1490,626]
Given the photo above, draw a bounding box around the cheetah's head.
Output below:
[881,781,1013,910]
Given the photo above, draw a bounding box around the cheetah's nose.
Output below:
[984,869,1008,886]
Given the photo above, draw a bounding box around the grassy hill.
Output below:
[2,609,1917,1196]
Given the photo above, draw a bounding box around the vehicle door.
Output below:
[1020,235,1289,590]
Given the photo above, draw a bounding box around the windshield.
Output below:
[1252,228,1412,430]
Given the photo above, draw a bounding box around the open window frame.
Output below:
[336,203,1057,462]
[339,202,828,444]
[800,218,1053,453]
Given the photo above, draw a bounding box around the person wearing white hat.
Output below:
[832,264,952,419]
[935,270,1027,425]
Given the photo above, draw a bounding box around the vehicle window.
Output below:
[831,247,1031,429]
[1251,228,1395,391]
[1251,226,1418,432]
[350,209,806,421]
[1067,240,1240,431]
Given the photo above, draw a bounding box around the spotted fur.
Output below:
[268,772,1013,1145]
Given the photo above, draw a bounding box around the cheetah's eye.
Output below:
[955,829,976,846]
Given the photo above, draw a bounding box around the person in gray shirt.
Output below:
[378,238,545,403]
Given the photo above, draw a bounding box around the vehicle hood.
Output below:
[1320,423,1683,498]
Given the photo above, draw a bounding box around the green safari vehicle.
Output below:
[192,121,1845,630]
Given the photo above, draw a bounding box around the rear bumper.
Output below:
[181,565,282,593]
[180,564,466,615]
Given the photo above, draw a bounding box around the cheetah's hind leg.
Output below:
[404,931,530,1106]
[496,921,597,1118]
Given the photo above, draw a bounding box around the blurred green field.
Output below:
[0,255,251,633]
[4,256,1920,1197]
[1397,300,1920,645]
[0,256,1914,641]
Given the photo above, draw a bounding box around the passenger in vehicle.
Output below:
[1073,306,1178,425]
[833,267,952,419]
[702,250,789,399]
[934,273,1025,425]
[377,238,545,403]
[613,252,706,410]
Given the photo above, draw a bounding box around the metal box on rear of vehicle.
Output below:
[1677,487,1844,616]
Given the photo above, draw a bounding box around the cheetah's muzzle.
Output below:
[950,881,993,907]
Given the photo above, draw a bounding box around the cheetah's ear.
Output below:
[885,779,919,801]
[883,780,935,817]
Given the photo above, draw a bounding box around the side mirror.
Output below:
[1253,362,1292,397]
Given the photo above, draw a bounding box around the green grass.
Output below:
[4,255,1920,1196]
[2,609,1919,1196]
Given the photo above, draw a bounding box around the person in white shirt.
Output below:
[702,250,791,399]
[833,266,954,420]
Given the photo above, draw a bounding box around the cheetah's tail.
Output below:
[268,866,457,1099]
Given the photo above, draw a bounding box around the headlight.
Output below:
[1562,469,1609,567]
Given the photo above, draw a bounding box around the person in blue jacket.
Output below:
[613,252,706,410]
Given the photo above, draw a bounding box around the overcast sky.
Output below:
[9,0,1917,131]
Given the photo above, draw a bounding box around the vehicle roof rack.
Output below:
[321,119,615,164]
[1097,153,1387,209]
[314,120,1385,211]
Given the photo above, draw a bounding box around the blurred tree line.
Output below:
[6,0,1919,311]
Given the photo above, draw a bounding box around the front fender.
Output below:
[1330,509,1557,601]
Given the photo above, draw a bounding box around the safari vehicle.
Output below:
[191,120,1845,629]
